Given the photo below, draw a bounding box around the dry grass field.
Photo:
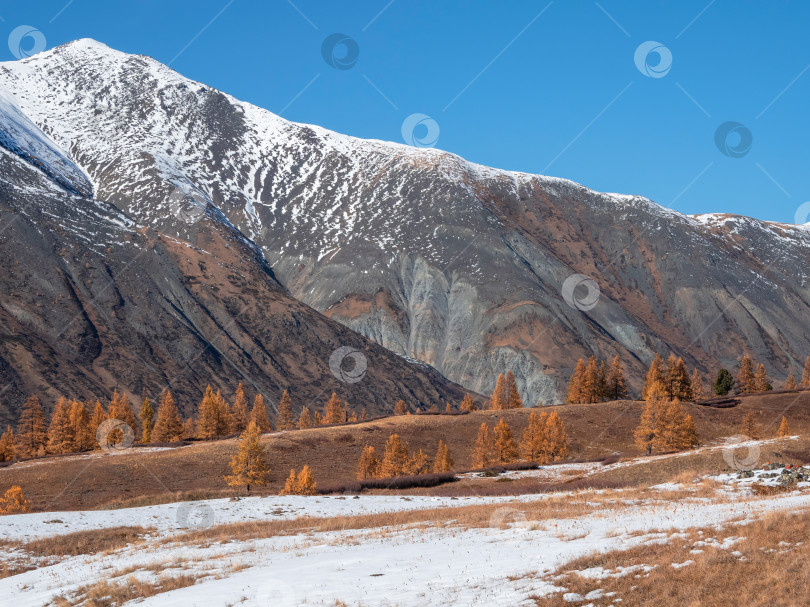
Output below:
[1,390,809,513]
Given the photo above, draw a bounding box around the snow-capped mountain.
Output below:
[2,38,810,407]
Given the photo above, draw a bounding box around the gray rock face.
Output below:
[2,39,810,406]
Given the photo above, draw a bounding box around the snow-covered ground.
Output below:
[3,485,810,606]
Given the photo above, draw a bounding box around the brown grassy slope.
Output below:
[2,390,810,512]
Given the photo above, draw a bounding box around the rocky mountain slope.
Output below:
[2,39,810,408]
[0,101,466,428]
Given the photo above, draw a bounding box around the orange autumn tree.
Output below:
[472,423,496,469]
[493,418,518,464]
[489,374,508,410]
[642,353,666,401]
[737,355,756,394]
[520,411,548,462]
[606,356,629,401]
[277,390,295,431]
[281,465,317,496]
[504,371,523,409]
[16,395,48,457]
[0,427,16,462]
[0,486,31,514]
[567,359,586,404]
[138,396,154,444]
[393,399,409,416]
[784,372,798,391]
[225,422,269,492]
[47,397,75,455]
[544,411,570,462]
[777,416,791,438]
[324,393,346,424]
[378,434,410,477]
[357,445,380,480]
[297,406,312,430]
[460,394,477,412]
[88,400,108,448]
[231,383,250,433]
[249,394,273,433]
[691,369,704,400]
[802,357,810,389]
[152,390,183,443]
[433,440,454,473]
[753,363,772,392]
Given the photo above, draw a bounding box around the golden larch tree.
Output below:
[753,363,771,392]
[740,411,760,439]
[489,373,508,410]
[357,445,380,479]
[108,390,139,444]
[737,355,756,394]
[16,395,47,457]
[472,423,496,469]
[297,406,313,430]
[635,383,665,455]
[583,357,601,403]
[544,411,570,461]
[567,359,586,404]
[394,399,409,416]
[801,356,810,389]
[138,396,154,444]
[0,427,16,462]
[47,397,75,454]
[281,465,317,495]
[691,369,704,401]
[379,434,410,477]
[196,386,220,440]
[493,418,518,464]
[777,416,791,437]
[88,400,107,448]
[406,449,430,475]
[249,394,273,433]
[445,402,453,413]
[433,440,454,473]
[666,356,692,401]
[70,400,93,452]
[460,394,476,412]
[214,389,233,435]
[324,393,345,424]
[642,353,666,401]
[784,372,798,391]
[655,400,698,452]
[152,391,183,443]
[225,422,270,492]
[0,486,31,514]
[277,390,295,431]
[504,371,523,409]
[231,383,250,433]
[606,356,628,401]
[520,411,548,462]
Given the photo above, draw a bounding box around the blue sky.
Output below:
[3,1,809,223]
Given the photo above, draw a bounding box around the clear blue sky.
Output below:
[3,1,809,223]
